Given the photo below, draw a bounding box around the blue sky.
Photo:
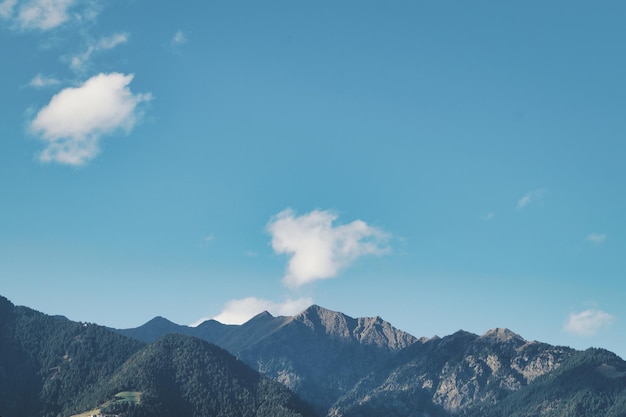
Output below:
[1,1,625,358]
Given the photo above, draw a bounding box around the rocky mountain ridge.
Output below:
[115,305,626,417]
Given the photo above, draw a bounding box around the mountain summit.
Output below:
[480,327,525,344]
[288,305,418,350]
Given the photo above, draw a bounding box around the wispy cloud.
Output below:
[517,189,545,209]
[192,296,313,326]
[564,309,615,337]
[28,73,60,88]
[0,0,17,19]
[483,212,495,220]
[171,30,187,46]
[18,0,75,30]
[267,209,390,288]
[30,72,152,165]
[586,232,606,245]
[0,0,96,30]
[199,234,215,247]
[70,32,129,71]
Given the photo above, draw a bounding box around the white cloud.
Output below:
[171,30,186,46]
[97,32,127,49]
[564,309,615,337]
[17,0,75,30]
[586,232,606,245]
[517,189,545,209]
[30,72,152,165]
[28,73,60,88]
[267,209,390,288]
[70,32,129,71]
[0,0,17,19]
[192,296,313,326]
[484,212,495,220]
[1,0,101,30]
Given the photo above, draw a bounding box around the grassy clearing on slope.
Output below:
[113,391,141,404]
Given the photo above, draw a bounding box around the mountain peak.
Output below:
[298,304,332,316]
[146,316,177,326]
[291,305,417,350]
[242,310,275,325]
[293,305,350,333]
[256,310,275,319]
[480,327,525,343]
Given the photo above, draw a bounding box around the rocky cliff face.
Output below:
[328,328,576,417]
[289,305,418,350]
[235,306,419,415]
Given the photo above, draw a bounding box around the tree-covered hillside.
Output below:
[0,295,317,417]
[92,333,317,417]
[0,295,143,417]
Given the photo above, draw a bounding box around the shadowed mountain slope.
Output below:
[0,295,143,417]
[90,333,318,417]
[0,295,317,417]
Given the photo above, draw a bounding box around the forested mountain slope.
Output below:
[0,295,143,417]
[0,295,316,417]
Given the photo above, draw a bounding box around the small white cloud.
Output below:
[70,32,129,71]
[0,0,17,19]
[17,0,75,30]
[171,30,187,46]
[267,209,390,288]
[97,32,128,49]
[517,189,545,209]
[564,309,615,337]
[192,296,313,326]
[586,232,606,245]
[30,72,152,165]
[484,212,495,220]
[517,194,531,208]
[29,73,60,88]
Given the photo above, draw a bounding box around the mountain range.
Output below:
[1,294,626,417]
[115,305,626,417]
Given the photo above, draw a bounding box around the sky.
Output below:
[1,1,625,359]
